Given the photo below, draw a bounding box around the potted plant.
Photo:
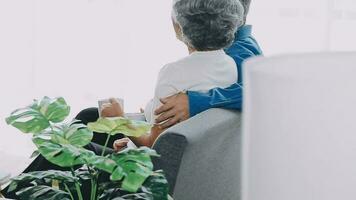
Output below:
[5,96,169,200]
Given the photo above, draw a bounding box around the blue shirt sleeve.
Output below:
[188,83,243,116]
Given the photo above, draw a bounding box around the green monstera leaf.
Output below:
[99,171,169,200]
[140,171,169,200]
[5,101,50,134]
[85,147,159,193]
[110,147,159,192]
[38,96,70,123]
[32,123,94,167]
[87,117,151,137]
[85,154,118,174]
[16,185,71,200]
[33,134,92,167]
[5,97,70,134]
[50,123,93,147]
[8,170,78,193]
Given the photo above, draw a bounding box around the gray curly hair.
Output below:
[240,0,251,23]
[172,0,244,51]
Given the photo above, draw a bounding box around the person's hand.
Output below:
[113,138,130,152]
[154,92,190,129]
[101,98,124,117]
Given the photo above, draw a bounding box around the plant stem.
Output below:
[95,172,100,200]
[90,179,94,200]
[90,177,98,200]
[101,134,111,156]
[86,164,98,200]
[75,182,84,200]
[64,183,75,200]
[71,167,84,200]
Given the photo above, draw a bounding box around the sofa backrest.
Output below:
[153,108,242,200]
[242,52,356,200]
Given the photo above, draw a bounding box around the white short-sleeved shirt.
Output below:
[145,50,237,124]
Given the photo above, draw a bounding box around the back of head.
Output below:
[172,0,244,51]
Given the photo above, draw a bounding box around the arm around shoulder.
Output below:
[187,82,243,116]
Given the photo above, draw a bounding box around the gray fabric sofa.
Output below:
[152,108,242,200]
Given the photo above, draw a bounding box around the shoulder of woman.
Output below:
[158,60,186,80]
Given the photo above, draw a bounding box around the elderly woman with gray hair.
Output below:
[101,0,245,149]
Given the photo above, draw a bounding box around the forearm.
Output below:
[187,83,243,116]
[129,125,164,147]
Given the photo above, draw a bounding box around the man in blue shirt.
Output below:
[154,0,263,128]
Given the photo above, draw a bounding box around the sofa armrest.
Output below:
[152,108,242,199]
[152,133,187,195]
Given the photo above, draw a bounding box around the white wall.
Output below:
[248,0,356,55]
[0,0,355,159]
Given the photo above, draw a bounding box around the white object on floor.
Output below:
[242,52,356,200]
